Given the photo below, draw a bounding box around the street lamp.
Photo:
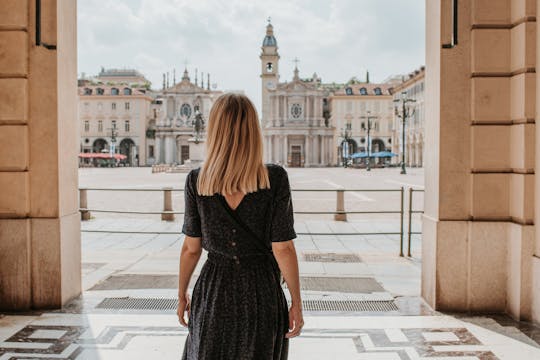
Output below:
[360,110,377,171]
[394,91,416,174]
[339,123,352,168]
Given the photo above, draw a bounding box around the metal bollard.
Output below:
[162,187,175,221]
[334,187,347,221]
[80,188,91,221]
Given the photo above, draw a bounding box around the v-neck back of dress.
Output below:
[218,192,248,212]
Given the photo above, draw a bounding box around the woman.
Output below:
[177,93,304,359]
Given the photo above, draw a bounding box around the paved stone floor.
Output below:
[2,168,539,358]
[1,219,540,359]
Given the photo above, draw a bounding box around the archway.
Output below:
[92,138,108,153]
[119,138,137,166]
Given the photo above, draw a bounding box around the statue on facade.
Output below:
[192,106,205,144]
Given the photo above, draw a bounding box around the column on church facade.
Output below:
[283,135,288,166]
[155,135,162,164]
[314,134,320,165]
[164,136,172,164]
[305,135,311,167]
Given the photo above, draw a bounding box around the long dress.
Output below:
[180,163,297,360]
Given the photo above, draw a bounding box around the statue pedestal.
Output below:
[167,137,206,173]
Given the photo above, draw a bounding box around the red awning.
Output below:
[78,152,127,160]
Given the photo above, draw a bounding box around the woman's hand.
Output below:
[285,302,304,338]
[177,291,191,327]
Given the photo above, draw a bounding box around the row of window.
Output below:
[83,87,133,96]
[345,87,384,96]
[83,102,131,111]
[83,120,131,132]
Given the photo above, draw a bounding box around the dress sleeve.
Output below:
[181,170,202,237]
[270,166,297,242]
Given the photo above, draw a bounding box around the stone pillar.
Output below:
[283,135,288,166]
[305,135,311,167]
[0,0,80,310]
[314,135,320,165]
[155,135,162,164]
[423,0,536,320]
[164,135,173,164]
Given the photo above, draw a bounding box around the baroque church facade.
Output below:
[260,23,335,167]
[153,69,222,165]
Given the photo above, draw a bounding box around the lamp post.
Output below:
[106,122,119,167]
[339,123,352,168]
[394,91,416,174]
[360,110,377,171]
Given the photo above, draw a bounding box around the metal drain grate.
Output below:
[303,253,362,263]
[96,297,398,312]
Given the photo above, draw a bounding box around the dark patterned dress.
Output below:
[181,163,297,360]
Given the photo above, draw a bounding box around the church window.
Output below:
[111,88,119,95]
[360,87,368,95]
[266,62,273,72]
[291,103,302,119]
[345,87,353,95]
[180,103,192,118]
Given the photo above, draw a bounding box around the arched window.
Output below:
[359,87,367,95]
[345,87,353,95]
[84,88,92,95]
[374,87,382,95]
[123,88,132,95]
[111,88,119,95]
[96,88,104,95]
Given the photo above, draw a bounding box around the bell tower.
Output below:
[260,19,279,126]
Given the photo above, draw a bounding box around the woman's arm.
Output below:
[177,235,202,327]
[272,239,304,338]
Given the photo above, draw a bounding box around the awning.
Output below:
[78,152,127,160]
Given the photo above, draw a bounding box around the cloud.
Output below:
[78,0,425,114]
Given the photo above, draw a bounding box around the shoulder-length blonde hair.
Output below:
[197,93,270,196]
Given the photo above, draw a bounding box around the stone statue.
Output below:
[192,107,205,143]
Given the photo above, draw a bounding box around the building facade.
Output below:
[391,66,425,167]
[153,69,222,165]
[330,80,394,166]
[78,69,153,166]
[260,22,334,167]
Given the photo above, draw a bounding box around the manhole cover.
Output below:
[285,277,385,293]
[96,297,398,312]
[303,253,362,263]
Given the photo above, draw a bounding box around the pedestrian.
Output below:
[177,92,303,359]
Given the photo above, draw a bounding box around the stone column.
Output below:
[0,0,80,310]
[155,135,162,164]
[423,0,536,319]
[283,135,288,166]
[305,135,311,167]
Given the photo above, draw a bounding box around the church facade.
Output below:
[153,69,222,165]
[260,23,335,167]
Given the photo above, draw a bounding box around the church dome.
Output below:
[262,23,277,47]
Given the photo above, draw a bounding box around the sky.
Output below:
[78,0,425,114]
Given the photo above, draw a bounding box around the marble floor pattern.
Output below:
[1,312,539,359]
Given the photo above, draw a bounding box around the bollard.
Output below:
[334,187,347,221]
[80,188,91,221]
[162,187,175,221]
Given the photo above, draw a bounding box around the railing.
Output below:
[79,186,424,257]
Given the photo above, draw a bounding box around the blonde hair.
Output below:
[197,93,270,196]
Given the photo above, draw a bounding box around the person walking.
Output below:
[177,93,304,359]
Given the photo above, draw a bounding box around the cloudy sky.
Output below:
[78,0,425,113]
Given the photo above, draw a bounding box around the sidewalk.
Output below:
[1,219,539,359]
